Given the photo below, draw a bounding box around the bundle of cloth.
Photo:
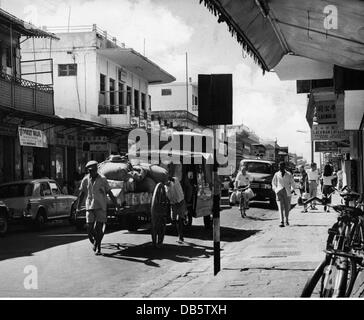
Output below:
[98,158,169,194]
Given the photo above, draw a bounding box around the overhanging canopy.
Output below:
[201,0,364,72]
[97,48,176,84]
[0,8,59,40]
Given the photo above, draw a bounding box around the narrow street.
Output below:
[1,193,356,298]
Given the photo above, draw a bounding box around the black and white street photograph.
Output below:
[0,0,364,309]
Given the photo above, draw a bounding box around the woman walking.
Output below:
[321,164,336,212]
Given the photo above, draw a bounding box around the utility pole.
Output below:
[185,52,189,114]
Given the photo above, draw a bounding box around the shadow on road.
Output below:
[101,241,214,267]
[0,221,123,262]
[133,225,260,243]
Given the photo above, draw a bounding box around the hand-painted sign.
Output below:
[18,127,48,148]
[311,124,349,141]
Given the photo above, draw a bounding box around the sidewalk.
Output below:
[163,192,364,298]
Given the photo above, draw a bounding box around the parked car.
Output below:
[0,200,9,236]
[0,179,78,230]
[240,159,278,208]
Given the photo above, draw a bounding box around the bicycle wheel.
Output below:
[301,255,356,297]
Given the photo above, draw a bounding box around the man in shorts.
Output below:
[165,176,186,244]
[77,161,120,255]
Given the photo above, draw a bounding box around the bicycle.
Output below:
[301,199,364,297]
[234,186,250,218]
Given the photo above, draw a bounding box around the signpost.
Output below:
[198,74,233,276]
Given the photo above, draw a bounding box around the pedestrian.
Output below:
[299,165,309,213]
[76,160,120,256]
[336,168,344,191]
[165,176,186,244]
[307,163,320,210]
[272,161,295,227]
[321,164,336,212]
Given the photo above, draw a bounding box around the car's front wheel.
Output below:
[33,210,47,231]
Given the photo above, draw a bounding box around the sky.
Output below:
[1,0,312,161]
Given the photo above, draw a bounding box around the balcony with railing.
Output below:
[0,71,54,115]
[98,90,151,128]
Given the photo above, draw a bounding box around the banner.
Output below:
[18,127,48,148]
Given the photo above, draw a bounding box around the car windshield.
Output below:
[0,183,34,198]
[244,162,272,174]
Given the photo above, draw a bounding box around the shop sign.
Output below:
[18,127,48,148]
[89,142,108,152]
[316,100,337,124]
[311,124,349,141]
[315,140,350,152]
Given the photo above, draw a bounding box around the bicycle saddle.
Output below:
[340,192,361,201]
[332,205,363,217]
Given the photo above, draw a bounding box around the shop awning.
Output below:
[201,0,364,72]
[97,48,176,84]
[0,8,59,40]
[344,91,364,130]
[274,55,333,81]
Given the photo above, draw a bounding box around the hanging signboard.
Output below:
[315,100,337,124]
[18,127,48,148]
[315,140,350,152]
[311,124,349,141]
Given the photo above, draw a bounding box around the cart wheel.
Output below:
[151,183,169,247]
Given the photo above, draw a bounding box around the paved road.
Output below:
[0,193,350,298]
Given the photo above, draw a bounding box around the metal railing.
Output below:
[45,25,127,49]
[0,71,53,92]
[98,104,129,115]
[0,71,54,115]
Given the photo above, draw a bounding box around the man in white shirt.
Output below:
[306,163,319,210]
[272,162,295,227]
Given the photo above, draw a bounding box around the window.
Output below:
[40,183,51,197]
[141,93,146,111]
[0,183,33,198]
[110,78,115,113]
[149,95,152,111]
[58,64,77,76]
[49,182,61,196]
[134,89,140,117]
[161,89,172,96]
[100,74,106,93]
[127,86,132,106]
[119,82,125,112]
